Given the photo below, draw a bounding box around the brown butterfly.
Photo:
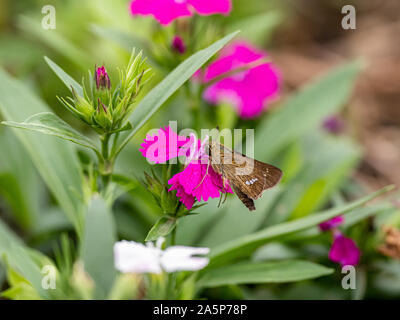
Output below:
[205,141,283,211]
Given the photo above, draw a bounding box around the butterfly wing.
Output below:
[230,183,256,211]
[210,142,282,206]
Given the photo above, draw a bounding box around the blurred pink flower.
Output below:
[323,116,344,134]
[319,215,344,232]
[329,232,361,266]
[140,126,190,163]
[130,0,232,26]
[199,41,281,119]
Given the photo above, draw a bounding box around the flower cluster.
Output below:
[130,0,232,25]
[319,216,361,266]
[140,126,232,210]
[114,238,209,274]
[58,50,151,134]
[196,41,281,119]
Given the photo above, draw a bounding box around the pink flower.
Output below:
[319,216,344,232]
[168,162,232,209]
[199,41,281,119]
[140,126,190,163]
[130,0,232,26]
[329,232,361,266]
[140,127,233,210]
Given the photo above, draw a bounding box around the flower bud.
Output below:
[94,98,113,129]
[95,65,111,90]
[171,36,186,54]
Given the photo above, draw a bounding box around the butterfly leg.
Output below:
[222,190,228,204]
[193,159,210,191]
[217,191,223,208]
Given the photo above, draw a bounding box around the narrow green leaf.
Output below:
[44,56,83,96]
[0,173,32,230]
[2,112,99,153]
[198,188,282,248]
[278,134,361,223]
[198,260,333,288]
[256,61,363,162]
[81,197,117,299]
[114,31,240,156]
[0,128,43,230]
[145,216,177,242]
[0,69,85,235]
[208,185,394,268]
[0,220,51,299]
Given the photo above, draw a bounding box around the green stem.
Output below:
[170,225,177,246]
[101,133,110,159]
[100,133,114,188]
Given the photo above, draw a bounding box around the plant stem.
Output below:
[170,226,177,246]
[100,133,113,188]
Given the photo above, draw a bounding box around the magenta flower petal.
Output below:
[201,41,281,119]
[188,0,231,15]
[130,0,192,25]
[329,233,361,266]
[95,66,111,90]
[204,64,280,118]
[319,216,345,232]
[140,126,190,163]
[203,42,265,81]
[168,162,233,209]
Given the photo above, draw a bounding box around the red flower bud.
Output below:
[95,65,111,90]
[171,36,186,54]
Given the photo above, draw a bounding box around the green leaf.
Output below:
[114,31,240,157]
[0,220,51,299]
[0,173,33,230]
[145,216,177,242]
[2,112,99,153]
[198,188,282,248]
[277,134,361,223]
[0,128,43,230]
[81,197,117,299]
[256,61,363,162]
[0,69,85,234]
[44,56,83,96]
[208,185,394,268]
[198,260,333,288]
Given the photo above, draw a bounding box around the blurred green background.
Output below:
[0,0,399,300]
